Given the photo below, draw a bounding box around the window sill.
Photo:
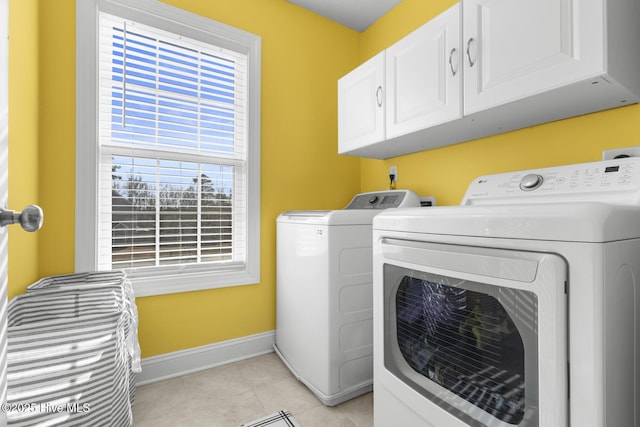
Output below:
[128,267,260,297]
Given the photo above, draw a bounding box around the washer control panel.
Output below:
[345,190,421,209]
[462,157,640,205]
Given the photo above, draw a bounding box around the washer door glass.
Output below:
[381,241,567,427]
[395,272,532,424]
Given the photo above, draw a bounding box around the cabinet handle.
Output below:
[376,86,383,107]
[449,48,458,76]
[466,37,476,67]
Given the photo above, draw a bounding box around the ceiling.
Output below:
[286,0,404,32]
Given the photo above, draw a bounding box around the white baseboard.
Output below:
[136,330,276,385]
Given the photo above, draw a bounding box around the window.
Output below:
[76,0,261,296]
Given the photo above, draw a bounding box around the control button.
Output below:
[519,174,544,191]
[369,195,379,204]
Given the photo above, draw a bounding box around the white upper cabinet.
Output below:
[385,4,461,139]
[338,0,640,159]
[338,4,462,157]
[463,0,603,114]
[338,52,385,153]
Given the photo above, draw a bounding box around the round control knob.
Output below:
[368,195,379,204]
[519,174,543,191]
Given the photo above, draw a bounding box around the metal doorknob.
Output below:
[0,205,44,232]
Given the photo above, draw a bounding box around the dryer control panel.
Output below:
[345,190,421,209]
[462,157,640,206]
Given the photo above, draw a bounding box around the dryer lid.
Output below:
[278,209,382,225]
[277,189,422,225]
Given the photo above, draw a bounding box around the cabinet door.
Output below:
[463,0,604,114]
[386,3,462,139]
[338,52,385,153]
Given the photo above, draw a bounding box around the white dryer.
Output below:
[275,190,421,406]
[373,158,640,427]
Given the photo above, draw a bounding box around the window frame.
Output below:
[76,0,261,297]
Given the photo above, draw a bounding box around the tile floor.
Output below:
[132,352,374,427]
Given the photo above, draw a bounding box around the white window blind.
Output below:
[97,12,248,275]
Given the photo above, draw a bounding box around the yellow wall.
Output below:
[37,0,77,279]
[358,0,640,205]
[8,0,40,296]
[8,0,640,360]
[8,0,361,357]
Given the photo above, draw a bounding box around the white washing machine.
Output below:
[373,158,640,427]
[275,189,421,406]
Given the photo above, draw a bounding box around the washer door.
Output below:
[379,239,567,427]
